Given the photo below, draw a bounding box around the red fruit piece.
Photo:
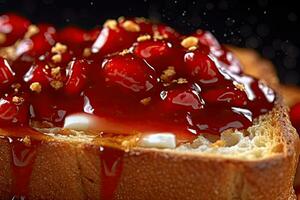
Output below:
[133,39,183,72]
[0,57,15,88]
[193,29,220,48]
[184,49,223,84]
[23,61,53,87]
[290,103,300,133]
[65,59,90,95]
[154,24,181,43]
[162,83,204,112]
[16,24,57,57]
[0,13,30,47]
[102,53,158,93]
[214,46,242,74]
[58,26,87,45]
[0,95,28,125]
[201,85,248,107]
[91,21,140,56]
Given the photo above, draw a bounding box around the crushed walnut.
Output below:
[122,20,140,32]
[83,48,91,57]
[50,80,63,90]
[22,136,31,147]
[12,96,24,105]
[234,81,245,91]
[51,54,62,63]
[175,78,188,84]
[51,42,67,54]
[104,19,118,30]
[137,34,151,42]
[188,46,197,51]
[140,97,151,105]
[181,36,199,49]
[0,33,6,44]
[160,66,176,83]
[24,24,39,39]
[30,82,42,93]
[153,31,166,40]
[119,49,130,56]
[51,67,61,78]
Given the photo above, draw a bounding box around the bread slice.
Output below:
[0,97,299,200]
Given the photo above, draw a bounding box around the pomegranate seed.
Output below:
[0,13,30,47]
[102,53,158,93]
[23,61,53,87]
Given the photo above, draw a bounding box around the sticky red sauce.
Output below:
[7,136,40,200]
[99,146,124,200]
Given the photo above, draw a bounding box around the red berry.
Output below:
[162,84,204,112]
[0,13,30,47]
[184,49,223,84]
[193,29,220,48]
[201,85,248,107]
[23,61,53,87]
[65,59,90,95]
[0,94,28,125]
[102,53,158,93]
[290,103,300,133]
[0,57,15,88]
[58,26,86,45]
[154,24,180,43]
[133,39,183,72]
[91,25,139,56]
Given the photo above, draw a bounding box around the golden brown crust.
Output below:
[0,99,299,200]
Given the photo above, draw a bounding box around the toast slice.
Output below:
[0,98,299,200]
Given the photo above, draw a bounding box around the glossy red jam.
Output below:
[290,102,300,133]
[0,14,275,138]
[0,13,276,200]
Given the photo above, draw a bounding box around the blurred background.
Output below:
[0,0,299,85]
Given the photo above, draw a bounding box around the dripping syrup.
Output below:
[99,146,125,200]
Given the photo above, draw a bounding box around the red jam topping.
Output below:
[0,14,275,138]
[290,103,300,133]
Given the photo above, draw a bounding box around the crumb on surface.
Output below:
[51,42,67,54]
[22,136,31,147]
[30,82,42,93]
[24,25,39,39]
[140,97,151,105]
[50,80,63,90]
[83,48,91,57]
[181,36,199,49]
[51,67,61,78]
[104,19,118,30]
[51,54,62,63]
[160,66,176,83]
[12,96,24,105]
[122,20,140,32]
[0,33,6,44]
[137,34,151,42]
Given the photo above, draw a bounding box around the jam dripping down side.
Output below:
[7,136,40,200]
[99,146,124,200]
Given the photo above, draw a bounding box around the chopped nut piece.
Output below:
[177,78,188,84]
[104,19,118,30]
[119,49,130,56]
[117,16,125,22]
[51,67,61,78]
[83,48,91,57]
[50,80,63,90]
[0,33,6,44]
[153,31,165,40]
[211,140,226,148]
[181,36,199,49]
[51,42,67,54]
[30,82,42,93]
[51,54,62,63]
[11,83,21,92]
[24,25,39,39]
[160,66,176,83]
[12,96,24,105]
[234,82,245,91]
[0,46,17,60]
[140,97,151,105]
[22,136,31,147]
[188,46,197,51]
[137,34,151,42]
[122,20,140,32]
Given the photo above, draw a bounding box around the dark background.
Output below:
[0,0,299,85]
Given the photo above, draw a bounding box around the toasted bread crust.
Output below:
[0,99,299,200]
